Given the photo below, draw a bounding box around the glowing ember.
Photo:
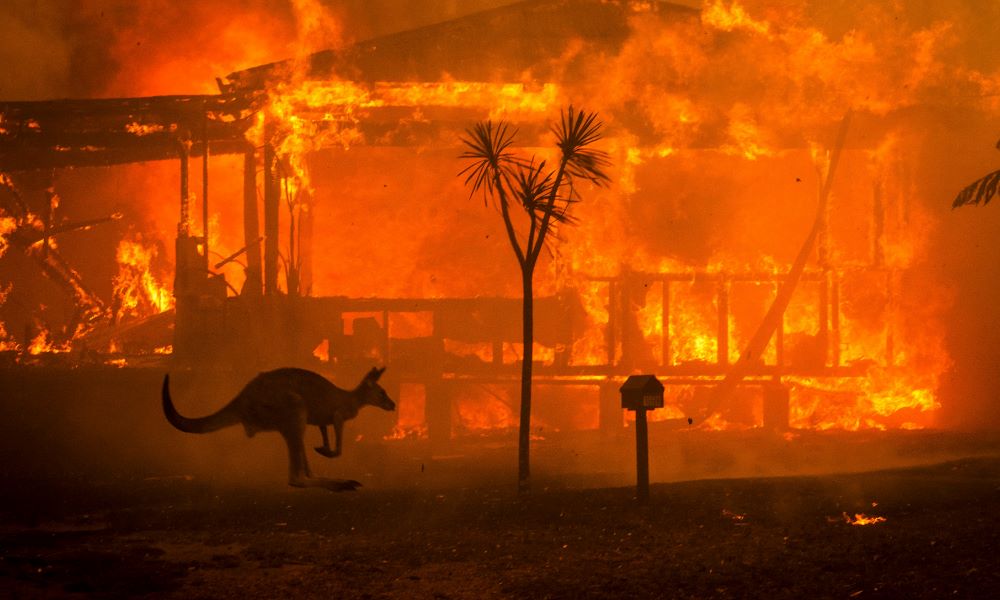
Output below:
[842,512,887,526]
[124,122,168,136]
[722,508,747,522]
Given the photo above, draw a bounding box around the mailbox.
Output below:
[620,375,664,410]
[619,374,663,503]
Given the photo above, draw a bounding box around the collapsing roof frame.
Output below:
[0,94,255,171]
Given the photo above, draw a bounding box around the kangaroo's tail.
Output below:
[162,374,241,434]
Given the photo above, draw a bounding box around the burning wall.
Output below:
[2,0,999,431]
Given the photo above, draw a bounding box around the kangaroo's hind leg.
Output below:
[281,426,312,486]
[282,427,360,492]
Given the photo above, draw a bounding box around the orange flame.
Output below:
[112,236,174,320]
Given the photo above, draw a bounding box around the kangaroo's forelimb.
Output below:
[314,420,343,458]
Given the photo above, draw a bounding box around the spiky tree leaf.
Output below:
[459,121,520,203]
[953,169,1000,208]
[553,106,611,186]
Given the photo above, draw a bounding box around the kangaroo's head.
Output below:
[361,366,395,411]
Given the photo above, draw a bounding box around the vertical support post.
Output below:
[242,147,263,296]
[426,379,452,449]
[173,139,195,360]
[202,108,210,271]
[263,142,280,296]
[831,271,841,367]
[775,282,784,368]
[619,272,633,371]
[819,272,829,366]
[299,197,314,296]
[635,408,649,503]
[179,140,190,236]
[606,280,617,367]
[717,276,729,366]
[382,310,390,364]
[661,280,671,367]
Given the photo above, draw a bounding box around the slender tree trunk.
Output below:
[518,263,534,492]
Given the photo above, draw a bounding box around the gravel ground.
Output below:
[2,456,999,599]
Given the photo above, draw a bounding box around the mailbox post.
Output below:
[620,375,664,503]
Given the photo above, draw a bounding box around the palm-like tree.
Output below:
[460,107,609,491]
[953,138,1000,208]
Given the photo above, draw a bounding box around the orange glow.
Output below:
[384,383,428,440]
[4,0,992,438]
[456,385,517,433]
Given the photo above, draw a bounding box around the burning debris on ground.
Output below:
[1,0,999,595]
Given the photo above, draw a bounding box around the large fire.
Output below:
[112,236,174,321]
[2,0,998,435]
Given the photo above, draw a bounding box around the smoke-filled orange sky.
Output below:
[0,0,533,99]
[2,0,1000,429]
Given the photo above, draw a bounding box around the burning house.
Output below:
[1,0,997,449]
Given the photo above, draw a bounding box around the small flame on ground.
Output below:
[841,512,887,526]
[722,508,747,522]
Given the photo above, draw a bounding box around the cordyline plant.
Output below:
[952,137,1000,208]
[459,107,610,491]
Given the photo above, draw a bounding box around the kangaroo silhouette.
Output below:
[162,367,395,491]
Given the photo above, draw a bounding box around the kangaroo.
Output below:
[162,366,395,491]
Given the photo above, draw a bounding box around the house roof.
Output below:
[221,0,698,91]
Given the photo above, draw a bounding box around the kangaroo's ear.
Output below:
[374,366,386,381]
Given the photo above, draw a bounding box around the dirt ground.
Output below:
[2,370,999,598]
[3,456,999,599]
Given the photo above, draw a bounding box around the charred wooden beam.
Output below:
[0,94,255,172]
